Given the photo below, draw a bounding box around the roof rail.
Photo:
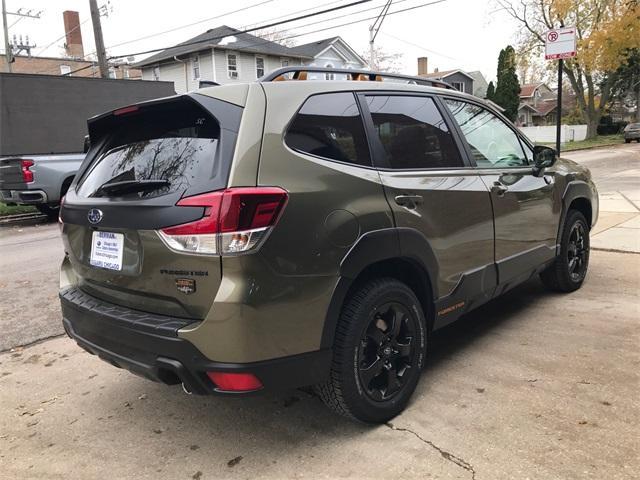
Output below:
[260,66,454,89]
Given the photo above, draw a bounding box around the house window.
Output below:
[325,63,334,80]
[152,66,160,81]
[192,55,200,80]
[108,67,117,79]
[451,81,465,92]
[281,58,289,67]
[256,56,265,78]
[60,65,71,75]
[227,53,238,79]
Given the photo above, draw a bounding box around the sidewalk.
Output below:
[591,189,640,253]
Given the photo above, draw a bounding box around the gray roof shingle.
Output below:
[287,37,340,57]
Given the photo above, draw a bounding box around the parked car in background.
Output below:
[624,123,640,143]
[0,153,84,217]
[59,67,598,423]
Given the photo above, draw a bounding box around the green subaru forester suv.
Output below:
[59,67,598,423]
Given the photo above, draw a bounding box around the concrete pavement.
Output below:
[1,250,638,479]
[565,144,640,253]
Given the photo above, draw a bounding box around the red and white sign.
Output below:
[545,27,576,60]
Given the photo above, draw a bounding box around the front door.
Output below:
[442,98,560,286]
[361,93,496,319]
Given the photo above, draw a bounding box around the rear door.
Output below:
[361,93,495,312]
[60,94,243,319]
[442,98,560,286]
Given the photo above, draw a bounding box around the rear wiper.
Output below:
[96,179,170,196]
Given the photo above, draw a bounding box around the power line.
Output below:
[33,0,276,76]
[252,0,414,38]
[108,0,372,60]
[36,17,91,57]
[380,31,459,61]
[106,0,276,51]
[235,0,449,51]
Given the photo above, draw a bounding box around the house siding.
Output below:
[442,72,473,94]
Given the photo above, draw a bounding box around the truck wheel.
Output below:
[316,278,427,423]
[540,210,590,293]
[36,204,59,220]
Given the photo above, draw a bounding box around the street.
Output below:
[1,143,639,479]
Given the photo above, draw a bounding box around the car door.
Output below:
[442,98,560,287]
[360,93,496,323]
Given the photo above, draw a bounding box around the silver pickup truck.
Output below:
[0,152,84,217]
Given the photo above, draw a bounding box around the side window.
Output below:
[285,92,371,167]
[444,99,529,168]
[365,95,464,169]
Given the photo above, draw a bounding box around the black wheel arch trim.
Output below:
[558,180,595,249]
[321,227,439,349]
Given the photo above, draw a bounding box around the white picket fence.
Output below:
[518,125,588,143]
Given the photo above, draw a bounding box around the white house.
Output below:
[135,26,367,93]
[288,36,367,79]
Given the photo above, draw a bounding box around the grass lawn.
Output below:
[543,134,624,152]
[0,202,37,216]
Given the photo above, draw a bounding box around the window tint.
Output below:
[444,99,529,168]
[285,92,371,166]
[77,100,221,199]
[365,95,463,169]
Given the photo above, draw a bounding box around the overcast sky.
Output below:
[2,0,522,81]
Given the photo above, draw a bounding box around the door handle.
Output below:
[394,194,423,207]
[491,182,508,197]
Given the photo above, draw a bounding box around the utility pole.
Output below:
[89,0,108,78]
[2,0,11,72]
[2,4,41,73]
[368,0,392,69]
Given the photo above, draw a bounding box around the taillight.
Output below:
[21,159,34,183]
[158,187,288,256]
[206,372,263,392]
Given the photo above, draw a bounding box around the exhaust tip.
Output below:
[181,382,193,395]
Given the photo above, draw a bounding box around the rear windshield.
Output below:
[77,99,220,199]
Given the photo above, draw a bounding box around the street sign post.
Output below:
[545,27,576,156]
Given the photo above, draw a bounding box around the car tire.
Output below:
[540,209,590,293]
[316,277,427,423]
[36,204,60,220]
[625,139,631,143]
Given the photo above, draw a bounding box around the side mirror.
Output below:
[532,145,556,176]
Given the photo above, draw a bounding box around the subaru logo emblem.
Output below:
[87,208,103,224]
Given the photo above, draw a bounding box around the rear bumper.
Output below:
[624,132,640,140]
[1,189,48,204]
[60,287,331,394]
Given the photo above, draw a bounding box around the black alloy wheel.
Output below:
[357,302,417,402]
[567,222,588,282]
[540,209,590,292]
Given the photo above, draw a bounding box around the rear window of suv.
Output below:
[285,92,371,167]
[77,99,221,199]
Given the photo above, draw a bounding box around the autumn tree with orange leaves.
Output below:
[497,0,639,138]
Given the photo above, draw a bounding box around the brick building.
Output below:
[0,10,139,79]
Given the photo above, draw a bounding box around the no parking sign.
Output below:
[545,27,577,60]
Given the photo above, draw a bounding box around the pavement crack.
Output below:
[385,422,476,479]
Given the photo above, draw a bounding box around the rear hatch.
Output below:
[60,94,243,319]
